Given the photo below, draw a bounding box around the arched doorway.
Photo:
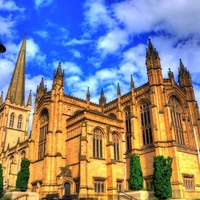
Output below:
[64,182,70,197]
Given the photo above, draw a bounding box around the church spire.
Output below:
[6,35,26,106]
[26,90,32,106]
[178,59,192,87]
[0,92,3,105]
[99,88,106,106]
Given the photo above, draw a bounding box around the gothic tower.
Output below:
[0,35,31,152]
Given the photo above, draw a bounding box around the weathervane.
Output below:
[0,39,6,53]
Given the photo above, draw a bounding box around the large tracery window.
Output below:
[140,101,153,145]
[38,109,49,160]
[17,115,22,129]
[93,128,103,158]
[113,133,120,161]
[125,106,132,151]
[169,96,184,145]
[9,112,15,127]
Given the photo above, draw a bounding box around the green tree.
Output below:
[153,156,173,200]
[129,154,143,190]
[0,164,3,197]
[16,159,30,191]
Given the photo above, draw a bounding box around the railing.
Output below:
[118,191,137,200]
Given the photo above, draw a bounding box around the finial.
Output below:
[117,83,121,96]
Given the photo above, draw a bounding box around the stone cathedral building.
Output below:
[0,35,200,200]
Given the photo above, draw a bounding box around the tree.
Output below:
[16,159,30,191]
[129,154,143,190]
[0,164,3,197]
[153,156,173,200]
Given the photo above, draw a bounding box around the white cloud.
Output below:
[0,16,16,37]
[26,38,46,66]
[113,0,200,37]
[0,0,24,11]
[70,49,82,58]
[97,28,128,54]
[64,39,91,46]
[34,0,54,9]
[34,30,49,39]
[84,0,116,31]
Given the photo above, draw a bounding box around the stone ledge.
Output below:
[5,191,39,200]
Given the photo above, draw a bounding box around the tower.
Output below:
[0,35,31,152]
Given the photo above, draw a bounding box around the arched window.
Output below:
[140,101,153,145]
[9,113,15,127]
[93,128,103,158]
[38,109,49,160]
[125,106,132,151]
[17,115,22,129]
[169,96,184,145]
[113,133,119,161]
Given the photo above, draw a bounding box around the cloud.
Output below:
[97,28,129,55]
[113,0,200,38]
[34,30,49,39]
[0,16,16,37]
[34,0,54,9]
[64,39,91,46]
[26,38,46,66]
[0,0,24,11]
[83,0,116,32]
[70,49,82,58]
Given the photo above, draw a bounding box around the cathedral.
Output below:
[0,35,200,200]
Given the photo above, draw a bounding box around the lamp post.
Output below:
[0,40,6,53]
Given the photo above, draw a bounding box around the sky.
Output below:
[1,0,200,121]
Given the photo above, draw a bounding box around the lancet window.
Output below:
[38,109,49,160]
[169,96,184,145]
[140,101,153,145]
[125,106,132,151]
[9,112,15,127]
[93,128,103,158]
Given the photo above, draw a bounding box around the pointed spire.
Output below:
[53,62,64,88]
[99,88,106,106]
[54,62,63,78]
[38,78,45,92]
[117,83,121,96]
[6,34,26,106]
[178,59,192,87]
[146,39,160,59]
[179,59,188,75]
[86,87,90,101]
[0,92,3,105]
[26,90,32,106]
[131,75,134,89]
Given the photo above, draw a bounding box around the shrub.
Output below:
[16,159,30,191]
[153,156,173,200]
[129,154,143,190]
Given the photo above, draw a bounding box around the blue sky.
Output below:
[1,0,200,111]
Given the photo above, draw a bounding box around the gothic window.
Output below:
[93,128,103,158]
[94,179,105,193]
[113,133,120,161]
[9,112,15,127]
[17,115,22,129]
[169,97,184,145]
[140,101,153,145]
[125,106,132,151]
[38,109,49,160]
